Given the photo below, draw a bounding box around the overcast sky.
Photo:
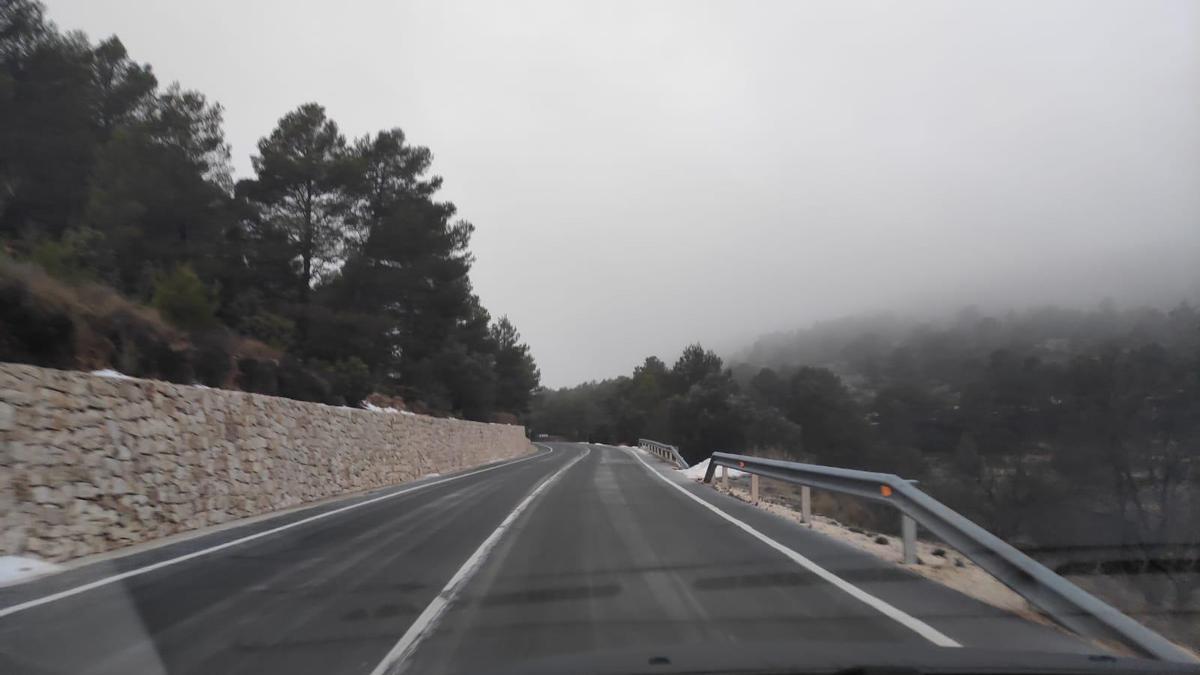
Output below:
[44,0,1200,386]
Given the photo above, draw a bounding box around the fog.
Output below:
[45,0,1200,387]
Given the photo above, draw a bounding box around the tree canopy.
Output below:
[0,0,540,421]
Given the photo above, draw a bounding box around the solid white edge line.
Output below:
[0,445,554,620]
[368,444,588,675]
[626,447,962,648]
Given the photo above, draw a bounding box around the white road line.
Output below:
[627,447,962,648]
[370,445,589,675]
[0,446,554,620]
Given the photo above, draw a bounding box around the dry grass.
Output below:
[228,334,283,362]
[1,258,181,370]
[0,257,280,378]
[0,260,171,369]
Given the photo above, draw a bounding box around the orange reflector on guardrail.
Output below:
[880,485,893,497]
[737,461,746,468]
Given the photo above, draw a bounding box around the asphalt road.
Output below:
[0,443,1110,675]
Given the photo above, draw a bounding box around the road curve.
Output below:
[0,442,1101,675]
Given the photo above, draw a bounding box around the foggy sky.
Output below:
[44,0,1200,387]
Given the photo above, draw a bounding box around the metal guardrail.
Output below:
[703,451,1196,664]
[638,438,689,470]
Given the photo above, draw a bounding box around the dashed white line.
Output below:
[0,447,554,620]
[370,445,589,675]
[627,447,962,648]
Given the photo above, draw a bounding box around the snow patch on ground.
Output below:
[362,402,401,414]
[90,369,134,380]
[360,402,418,415]
[0,556,62,587]
[681,457,745,480]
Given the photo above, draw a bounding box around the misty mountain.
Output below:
[731,302,1200,397]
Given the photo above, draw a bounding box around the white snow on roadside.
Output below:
[362,402,401,414]
[681,457,745,479]
[0,556,61,587]
[360,401,422,416]
[90,369,134,380]
[358,401,422,416]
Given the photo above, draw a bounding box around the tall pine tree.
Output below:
[240,104,357,324]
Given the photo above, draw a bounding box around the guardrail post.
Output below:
[750,474,759,504]
[801,485,811,527]
[720,465,728,488]
[901,514,917,564]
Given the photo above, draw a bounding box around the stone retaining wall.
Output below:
[0,363,533,561]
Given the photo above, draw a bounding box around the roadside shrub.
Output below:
[238,311,295,351]
[142,334,194,384]
[0,281,77,368]
[151,264,218,330]
[236,357,279,395]
[277,355,333,403]
[319,357,372,407]
[490,411,521,425]
[28,228,111,283]
[29,239,76,280]
[333,357,369,403]
[302,303,394,371]
[103,307,192,383]
[407,399,439,417]
[192,330,234,387]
